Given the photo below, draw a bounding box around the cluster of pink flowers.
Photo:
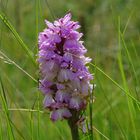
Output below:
[38,13,93,121]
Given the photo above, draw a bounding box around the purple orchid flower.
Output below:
[38,13,93,136]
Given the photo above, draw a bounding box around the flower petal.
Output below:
[43,94,55,108]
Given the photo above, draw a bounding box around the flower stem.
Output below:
[68,110,80,140]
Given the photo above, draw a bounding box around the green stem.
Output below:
[68,110,80,140]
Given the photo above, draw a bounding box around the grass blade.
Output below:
[0,13,36,66]
[89,63,140,107]
[118,17,138,140]
[0,77,15,140]
[0,50,37,83]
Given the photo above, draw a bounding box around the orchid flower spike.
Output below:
[38,13,93,135]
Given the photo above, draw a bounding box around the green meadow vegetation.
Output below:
[0,0,140,140]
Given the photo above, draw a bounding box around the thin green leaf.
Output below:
[89,63,140,106]
[0,13,36,66]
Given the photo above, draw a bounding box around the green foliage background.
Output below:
[0,0,140,140]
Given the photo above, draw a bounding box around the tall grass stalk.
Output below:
[118,17,137,140]
[0,76,15,140]
[35,0,41,139]
[0,115,3,140]
[89,63,140,106]
[0,13,36,66]
[96,76,127,139]
[29,111,34,140]
[89,89,94,140]
[0,50,37,83]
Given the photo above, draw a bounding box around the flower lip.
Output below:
[50,108,72,121]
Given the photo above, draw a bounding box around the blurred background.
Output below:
[0,0,140,140]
